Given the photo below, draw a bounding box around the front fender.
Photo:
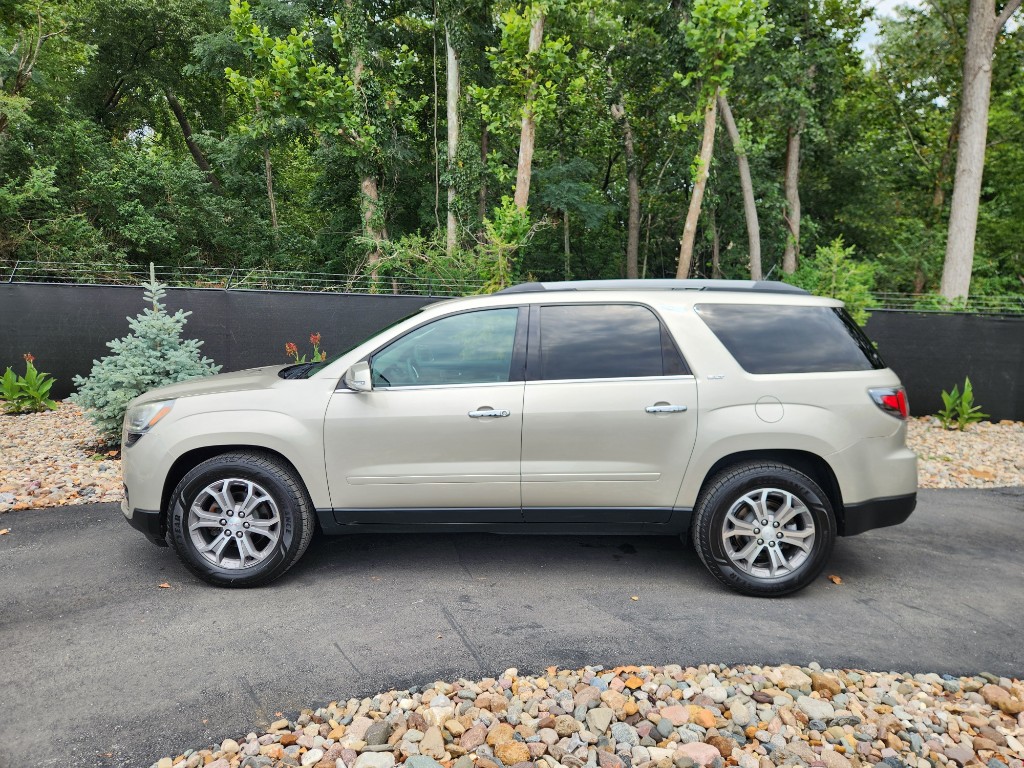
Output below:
[125,408,329,511]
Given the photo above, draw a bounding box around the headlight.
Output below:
[123,400,175,446]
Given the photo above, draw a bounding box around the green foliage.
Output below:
[784,237,875,324]
[0,0,1019,302]
[471,4,591,138]
[355,197,543,294]
[1,354,58,414]
[356,230,485,293]
[680,0,771,93]
[478,198,540,293]
[937,377,989,431]
[70,267,221,442]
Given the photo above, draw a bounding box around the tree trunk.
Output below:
[781,121,802,274]
[446,27,461,256]
[361,175,388,267]
[563,209,571,279]
[711,208,721,278]
[613,102,642,280]
[676,89,719,279]
[932,108,960,216]
[717,93,761,279]
[165,90,220,189]
[940,0,1020,298]
[512,10,544,211]
[264,145,278,234]
[479,122,489,224]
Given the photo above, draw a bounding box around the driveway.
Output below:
[1,487,1021,768]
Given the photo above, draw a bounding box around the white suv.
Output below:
[120,280,917,596]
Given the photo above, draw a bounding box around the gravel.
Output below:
[907,418,1024,489]
[2,406,1023,513]
[144,664,1024,768]
[0,401,122,512]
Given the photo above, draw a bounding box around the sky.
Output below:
[858,0,919,53]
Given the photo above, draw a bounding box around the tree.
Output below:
[226,0,428,267]
[445,23,461,255]
[71,267,221,441]
[940,0,1021,298]
[717,92,761,278]
[0,2,70,136]
[675,0,770,279]
[513,5,544,210]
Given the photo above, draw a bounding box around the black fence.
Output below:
[1,282,1022,420]
[864,312,1023,422]
[0,283,435,400]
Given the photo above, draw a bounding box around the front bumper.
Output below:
[121,494,167,547]
[841,492,916,536]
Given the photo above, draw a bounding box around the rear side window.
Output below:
[695,304,886,374]
[538,304,688,380]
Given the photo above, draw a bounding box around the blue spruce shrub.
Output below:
[71,267,221,442]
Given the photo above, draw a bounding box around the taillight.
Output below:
[869,387,909,420]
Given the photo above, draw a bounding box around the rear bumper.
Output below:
[121,495,167,547]
[841,492,916,536]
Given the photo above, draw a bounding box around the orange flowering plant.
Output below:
[285,332,326,363]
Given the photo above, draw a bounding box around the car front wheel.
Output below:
[692,461,836,597]
[168,451,315,587]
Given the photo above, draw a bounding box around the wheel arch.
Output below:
[160,445,310,535]
[696,449,846,534]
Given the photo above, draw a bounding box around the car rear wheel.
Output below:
[168,451,315,587]
[692,461,835,597]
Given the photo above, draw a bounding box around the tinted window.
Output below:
[539,304,687,380]
[695,304,886,374]
[372,308,518,387]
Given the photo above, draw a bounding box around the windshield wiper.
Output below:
[278,362,317,380]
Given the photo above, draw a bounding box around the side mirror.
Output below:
[344,361,372,392]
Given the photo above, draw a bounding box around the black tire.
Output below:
[691,461,836,597]
[168,451,315,587]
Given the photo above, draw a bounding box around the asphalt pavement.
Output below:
[1,487,1021,768]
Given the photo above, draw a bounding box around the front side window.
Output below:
[371,308,519,387]
[538,304,687,380]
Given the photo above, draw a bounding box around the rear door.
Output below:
[520,303,699,523]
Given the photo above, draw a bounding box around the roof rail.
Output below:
[496,279,809,295]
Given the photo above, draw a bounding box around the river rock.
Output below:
[797,697,835,721]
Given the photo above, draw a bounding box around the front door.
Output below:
[324,307,525,520]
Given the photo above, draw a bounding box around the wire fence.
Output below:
[866,292,1024,316]
[1,260,486,297]
[3,260,1023,314]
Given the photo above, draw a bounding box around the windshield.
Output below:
[291,309,425,379]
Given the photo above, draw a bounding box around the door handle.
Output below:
[645,404,688,414]
[468,409,511,418]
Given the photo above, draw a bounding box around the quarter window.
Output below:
[695,304,887,374]
[371,308,519,387]
[538,304,687,380]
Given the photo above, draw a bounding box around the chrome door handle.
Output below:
[645,404,688,414]
[468,409,511,418]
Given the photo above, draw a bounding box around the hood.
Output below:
[135,365,290,403]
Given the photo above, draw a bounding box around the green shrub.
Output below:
[71,266,221,442]
[1,354,58,414]
[937,377,989,431]
[784,237,876,325]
